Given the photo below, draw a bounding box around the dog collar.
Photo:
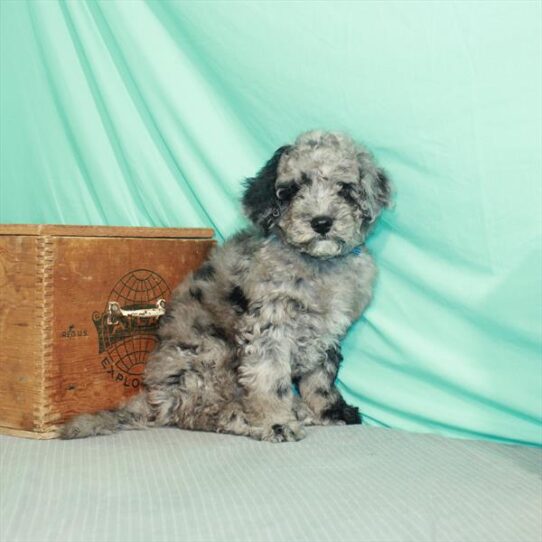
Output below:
[351,246,364,256]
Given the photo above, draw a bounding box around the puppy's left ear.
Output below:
[357,149,393,222]
[374,169,392,210]
[242,145,291,233]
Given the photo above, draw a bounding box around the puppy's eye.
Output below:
[276,183,299,201]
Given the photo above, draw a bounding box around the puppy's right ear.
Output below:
[242,145,291,233]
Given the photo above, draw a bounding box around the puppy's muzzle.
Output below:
[311,215,333,235]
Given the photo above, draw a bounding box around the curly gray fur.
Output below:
[61,130,391,443]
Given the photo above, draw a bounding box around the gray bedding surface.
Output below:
[1,426,541,542]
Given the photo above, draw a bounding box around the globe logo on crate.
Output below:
[93,269,171,388]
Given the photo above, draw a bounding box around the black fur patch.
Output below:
[276,382,291,399]
[176,342,198,353]
[242,145,291,233]
[338,182,358,206]
[228,286,249,313]
[209,324,228,342]
[341,404,361,425]
[300,172,312,186]
[376,169,392,207]
[322,395,362,425]
[189,287,203,302]
[315,387,330,397]
[165,369,185,386]
[271,424,284,436]
[325,346,343,367]
[193,263,215,281]
[276,181,299,202]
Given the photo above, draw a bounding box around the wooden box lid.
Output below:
[0,224,214,239]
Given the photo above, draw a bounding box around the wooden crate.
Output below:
[0,224,215,439]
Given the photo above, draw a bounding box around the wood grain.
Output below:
[0,236,42,432]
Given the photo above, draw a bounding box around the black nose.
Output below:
[310,215,333,235]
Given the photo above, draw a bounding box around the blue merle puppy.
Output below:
[61,130,391,443]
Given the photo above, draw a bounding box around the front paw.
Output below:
[340,404,362,425]
[261,421,306,443]
[322,399,362,425]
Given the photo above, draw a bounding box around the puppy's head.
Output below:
[243,130,391,259]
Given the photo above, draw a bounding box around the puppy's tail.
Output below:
[59,392,153,439]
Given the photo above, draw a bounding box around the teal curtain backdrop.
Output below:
[1,1,541,445]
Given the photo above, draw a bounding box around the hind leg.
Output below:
[148,340,262,439]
